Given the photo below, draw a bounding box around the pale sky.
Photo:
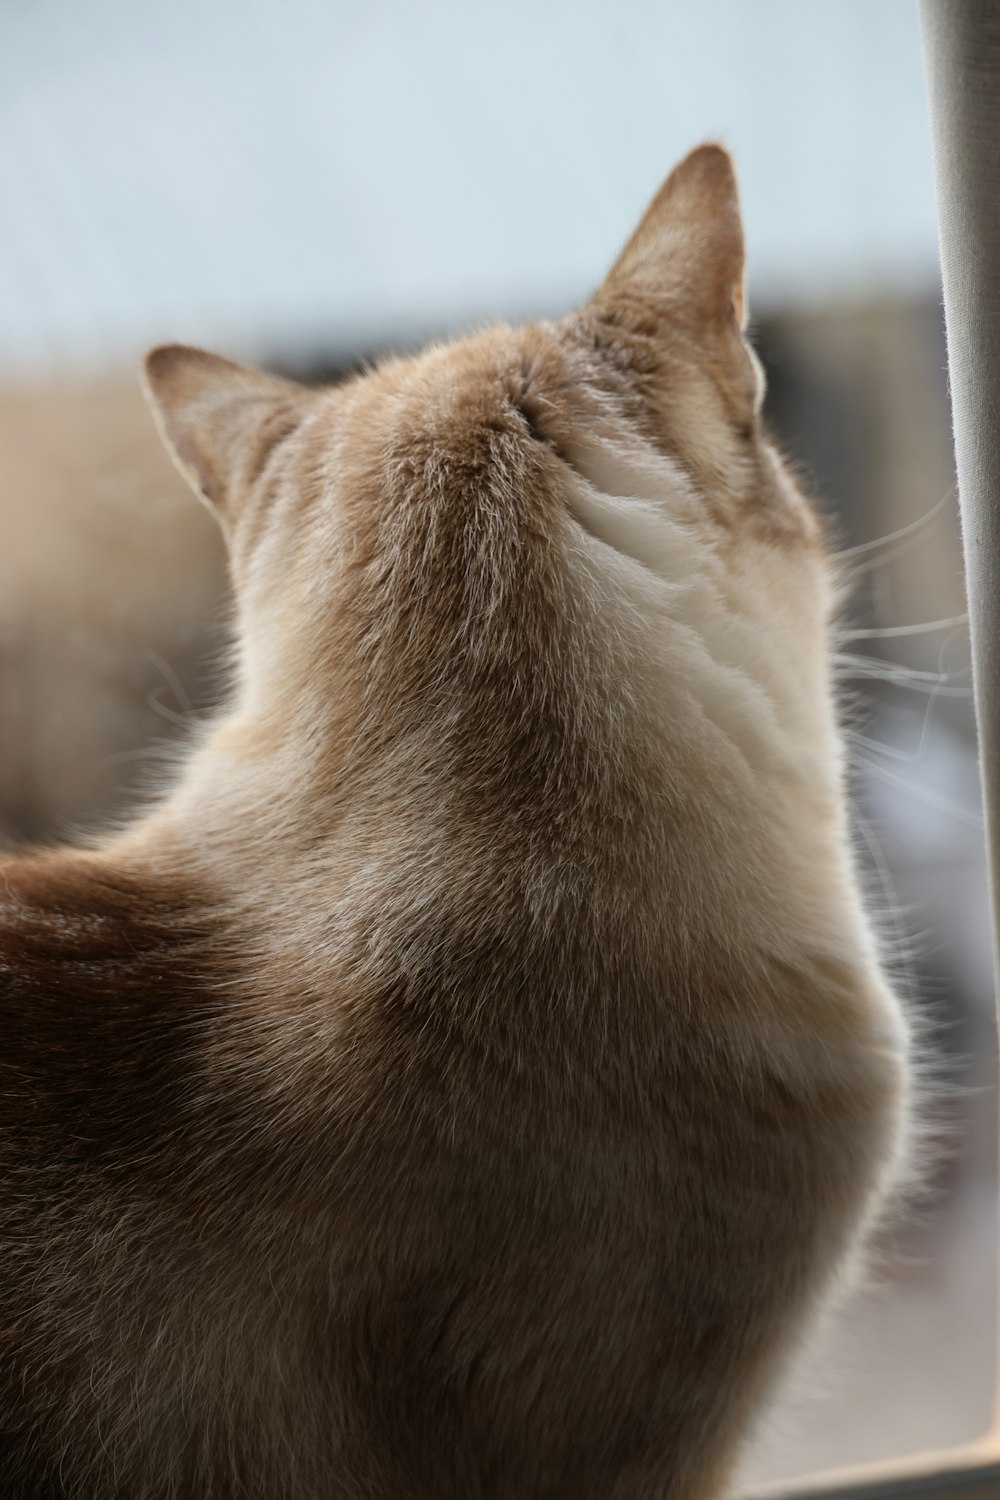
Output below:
[0,0,939,376]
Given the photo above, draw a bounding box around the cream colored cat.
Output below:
[0,145,911,1499]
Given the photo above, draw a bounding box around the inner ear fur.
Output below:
[142,345,315,522]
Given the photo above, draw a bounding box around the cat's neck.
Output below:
[107,680,876,1003]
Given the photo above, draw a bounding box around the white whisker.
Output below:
[849,637,958,765]
[145,648,198,717]
[839,489,955,560]
[146,690,196,733]
[843,614,968,641]
[93,742,183,771]
[857,754,983,829]
[855,731,931,767]
[834,654,973,698]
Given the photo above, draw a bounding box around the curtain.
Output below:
[920,0,1000,969]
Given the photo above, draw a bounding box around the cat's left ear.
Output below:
[142,345,315,525]
[589,143,758,411]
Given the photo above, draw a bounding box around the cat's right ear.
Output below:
[142,345,314,525]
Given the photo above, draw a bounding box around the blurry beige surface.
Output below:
[0,376,229,846]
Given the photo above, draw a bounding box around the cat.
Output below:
[0,145,912,1499]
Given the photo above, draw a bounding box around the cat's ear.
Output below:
[142,345,313,523]
[591,142,752,362]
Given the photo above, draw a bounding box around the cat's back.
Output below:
[0,834,899,1500]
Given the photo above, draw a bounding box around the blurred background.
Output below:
[0,1,995,1492]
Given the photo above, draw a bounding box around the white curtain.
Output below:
[921,0,1000,972]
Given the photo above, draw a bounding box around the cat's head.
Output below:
[143,146,832,784]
